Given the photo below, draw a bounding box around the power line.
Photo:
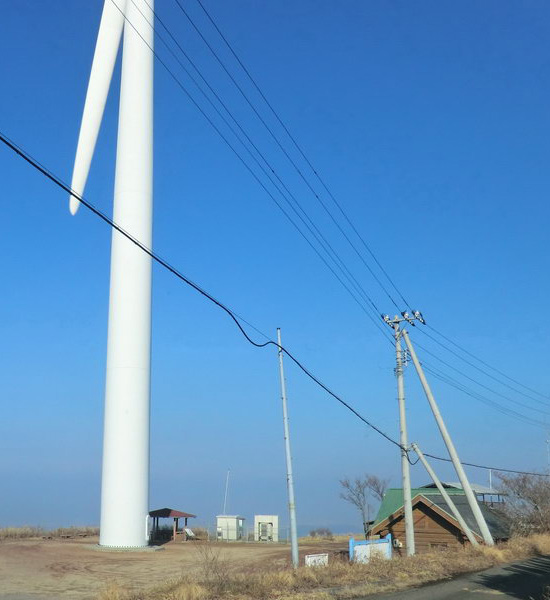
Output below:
[174,0,405,312]
[422,452,549,478]
[416,326,549,407]
[1,130,547,480]
[111,0,393,345]
[426,323,549,402]
[181,0,550,411]
[192,0,412,313]
[131,0,386,322]
[0,130,401,453]
[423,363,548,429]
[414,341,550,417]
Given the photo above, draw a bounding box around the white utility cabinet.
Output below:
[216,515,245,541]
[254,514,279,542]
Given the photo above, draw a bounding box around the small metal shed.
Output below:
[216,515,245,541]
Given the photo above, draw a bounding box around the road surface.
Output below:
[372,555,550,600]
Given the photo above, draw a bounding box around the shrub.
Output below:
[309,528,333,540]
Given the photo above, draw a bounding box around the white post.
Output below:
[411,443,479,546]
[277,329,299,568]
[223,469,230,514]
[402,330,494,546]
[393,323,415,556]
[100,0,154,547]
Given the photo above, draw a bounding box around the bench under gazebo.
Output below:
[149,507,197,542]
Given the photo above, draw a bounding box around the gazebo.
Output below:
[149,508,197,542]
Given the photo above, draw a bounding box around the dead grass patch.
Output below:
[0,525,99,540]
[98,534,550,600]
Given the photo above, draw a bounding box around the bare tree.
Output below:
[339,475,389,540]
[366,475,389,502]
[497,472,550,535]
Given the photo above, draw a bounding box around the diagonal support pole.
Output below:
[411,442,479,546]
[402,329,494,546]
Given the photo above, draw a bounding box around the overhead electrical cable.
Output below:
[111,0,392,343]
[130,0,387,323]
[416,327,549,407]
[422,453,549,477]
[173,0,405,312]
[0,130,401,451]
[414,341,550,416]
[108,0,394,344]
[192,0,412,313]
[425,323,550,402]
[1,130,548,478]
[422,363,548,429]
[188,0,550,404]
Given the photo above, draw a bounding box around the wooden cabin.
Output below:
[370,488,509,555]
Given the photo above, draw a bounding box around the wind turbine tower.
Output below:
[69,0,154,547]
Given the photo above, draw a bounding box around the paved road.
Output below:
[372,555,550,600]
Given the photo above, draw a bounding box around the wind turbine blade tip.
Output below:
[69,197,81,215]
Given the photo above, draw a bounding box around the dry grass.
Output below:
[0,526,46,539]
[0,525,99,540]
[96,534,550,600]
[298,534,357,544]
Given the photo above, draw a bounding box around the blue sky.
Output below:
[1,0,550,532]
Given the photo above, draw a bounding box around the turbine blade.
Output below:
[69,0,126,215]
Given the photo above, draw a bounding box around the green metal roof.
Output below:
[373,487,466,527]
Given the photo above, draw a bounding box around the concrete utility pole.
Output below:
[277,329,299,568]
[411,443,478,546]
[69,0,154,548]
[382,315,415,556]
[402,329,494,546]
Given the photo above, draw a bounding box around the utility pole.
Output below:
[382,315,415,556]
[277,328,299,568]
[411,443,478,546]
[402,328,494,546]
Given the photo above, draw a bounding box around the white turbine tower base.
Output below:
[70,0,154,548]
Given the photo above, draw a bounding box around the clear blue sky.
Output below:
[1,0,549,532]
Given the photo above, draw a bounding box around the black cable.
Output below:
[423,363,547,429]
[112,0,394,345]
[2,130,547,478]
[422,453,549,478]
[0,130,404,454]
[414,341,550,417]
[130,0,387,327]
[426,323,550,402]
[176,0,405,312]
[190,0,550,412]
[193,0,413,312]
[417,327,549,407]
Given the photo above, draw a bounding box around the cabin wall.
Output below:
[376,504,467,555]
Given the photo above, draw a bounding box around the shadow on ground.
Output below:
[475,554,550,600]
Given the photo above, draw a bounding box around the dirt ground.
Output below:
[0,537,347,599]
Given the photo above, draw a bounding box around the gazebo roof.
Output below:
[149,508,196,519]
